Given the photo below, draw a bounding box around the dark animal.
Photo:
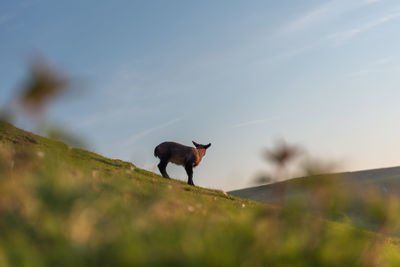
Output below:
[154,141,211,186]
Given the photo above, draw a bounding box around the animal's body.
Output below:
[154,141,211,186]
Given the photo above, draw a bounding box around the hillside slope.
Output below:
[230,166,400,201]
[229,167,400,235]
[0,121,399,266]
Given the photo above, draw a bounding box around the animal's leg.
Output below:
[185,163,194,186]
[158,161,170,178]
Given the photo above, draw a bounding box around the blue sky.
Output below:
[1,0,400,190]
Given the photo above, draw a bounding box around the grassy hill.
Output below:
[229,167,400,202]
[0,121,399,266]
[229,167,400,236]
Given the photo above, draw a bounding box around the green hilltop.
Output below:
[0,121,399,266]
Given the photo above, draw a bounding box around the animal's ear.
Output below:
[204,143,211,149]
[192,141,200,148]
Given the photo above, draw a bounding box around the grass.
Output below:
[0,120,399,266]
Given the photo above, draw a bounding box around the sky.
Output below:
[1,0,400,191]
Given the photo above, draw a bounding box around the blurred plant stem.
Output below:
[19,57,69,129]
[264,140,300,203]
[0,55,86,147]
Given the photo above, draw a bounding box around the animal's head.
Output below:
[192,141,211,158]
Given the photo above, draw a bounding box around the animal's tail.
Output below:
[154,146,159,158]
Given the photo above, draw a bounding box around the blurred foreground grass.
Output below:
[0,121,399,266]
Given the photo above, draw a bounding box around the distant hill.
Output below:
[229,167,400,201]
[229,167,400,234]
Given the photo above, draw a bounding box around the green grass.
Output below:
[0,121,399,266]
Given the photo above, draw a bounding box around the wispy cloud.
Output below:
[74,107,131,129]
[364,0,382,4]
[374,57,392,65]
[348,69,384,77]
[328,11,400,44]
[232,117,275,129]
[276,39,326,62]
[282,2,338,33]
[120,118,181,146]
[348,57,394,77]
[283,0,387,34]
[275,0,388,62]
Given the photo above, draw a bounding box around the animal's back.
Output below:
[154,142,194,166]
